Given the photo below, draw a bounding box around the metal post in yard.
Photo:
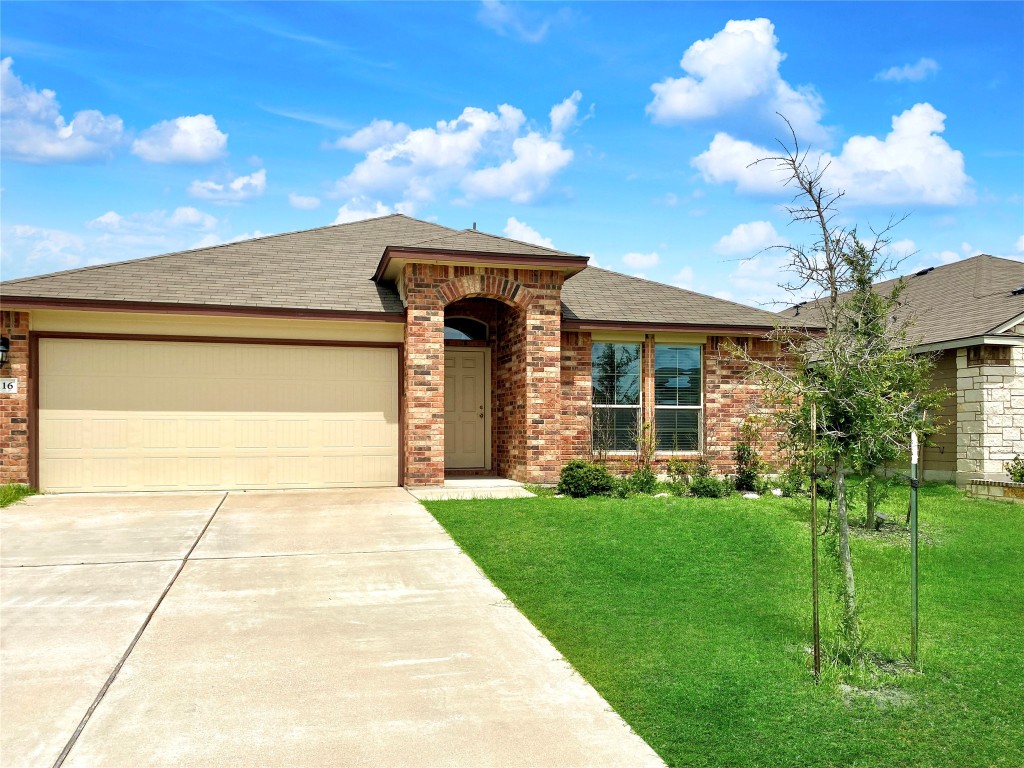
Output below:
[810,403,821,681]
[910,430,920,666]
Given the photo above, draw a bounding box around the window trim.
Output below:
[591,341,642,454]
[653,343,703,454]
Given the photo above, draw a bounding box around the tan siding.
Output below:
[924,349,957,473]
[38,339,398,492]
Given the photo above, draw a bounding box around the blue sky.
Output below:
[2,1,1022,308]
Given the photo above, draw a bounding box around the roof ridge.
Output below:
[1,213,453,287]
[402,227,577,258]
[584,265,785,321]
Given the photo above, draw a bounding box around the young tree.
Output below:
[742,126,943,657]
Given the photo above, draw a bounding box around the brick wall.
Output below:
[1,311,30,485]
[559,331,592,463]
[703,335,787,474]
[401,263,564,487]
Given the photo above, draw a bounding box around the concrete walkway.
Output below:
[1,488,664,768]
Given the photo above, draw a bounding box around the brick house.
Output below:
[1,214,790,493]
[780,254,1024,485]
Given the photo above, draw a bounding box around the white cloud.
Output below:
[503,217,554,248]
[876,58,940,82]
[691,133,786,194]
[289,193,321,210]
[693,104,972,206]
[714,221,784,256]
[331,119,410,152]
[88,206,218,233]
[333,197,397,224]
[646,18,827,143]
[886,239,918,261]
[132,114,227,163]
[461,132,573,203]
[622,251,660,270]
[2,206,220,279]
[188,168,266,202]
[827,104,972,205]
[1,224,86,271]
[723,251,797,308]
[671,266,695,289]
[0,57,124,163]
[477,0,566,43]
[549,90,582,140]
[335,96,579,207]
[1016,235,1024,252]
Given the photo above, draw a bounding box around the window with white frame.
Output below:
[591,342,641,452]
[654,344,702,451]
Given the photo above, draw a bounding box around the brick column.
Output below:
[522,281,563,484]
[1,311,30,485]
[402,264,446,487]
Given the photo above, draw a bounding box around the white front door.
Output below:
[444,348,488,469]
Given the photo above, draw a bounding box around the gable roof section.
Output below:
[778,255,1024,349]
[2,213,787,331]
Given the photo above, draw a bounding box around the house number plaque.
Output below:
[0,379,18,394]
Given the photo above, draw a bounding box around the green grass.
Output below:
[425,484,1024,767]
[0,483,36,507]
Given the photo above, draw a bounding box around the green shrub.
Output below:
[557,460,615,498]
[733,441,762,492]
[779,464,807,497]
[689,454,731,498]
[622,466,658,496]
[1006,455,1024,483]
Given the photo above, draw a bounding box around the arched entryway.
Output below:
[443,296,523,478]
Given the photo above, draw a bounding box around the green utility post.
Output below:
[910,430,920,665]
[810,404,821,681]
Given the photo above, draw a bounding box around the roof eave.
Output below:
[912,334,1024,354]
[373,246,589,283]
[0,295,406,323]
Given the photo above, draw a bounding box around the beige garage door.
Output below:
[38,338,399,492]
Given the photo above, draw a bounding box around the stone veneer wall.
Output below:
[956,343,1024,483]
[402,263,563,487]
[0,311,30,485]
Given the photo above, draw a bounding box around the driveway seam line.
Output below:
[51,492,229,768]
[1,557,185,569]
[189,545,460,561]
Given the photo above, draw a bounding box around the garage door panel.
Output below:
[38,339,399,492]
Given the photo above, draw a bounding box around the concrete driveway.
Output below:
[1,488,664,767]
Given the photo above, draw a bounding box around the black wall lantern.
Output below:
[0,337,10,367]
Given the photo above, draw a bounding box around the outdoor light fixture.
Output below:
[0,337,9,367]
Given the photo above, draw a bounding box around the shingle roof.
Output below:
[1,213,786,330]
[562,266,786,329]
[778,255,1024,348]
[1,214,450,314]
[403,229,584,259]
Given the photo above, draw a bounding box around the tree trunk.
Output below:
[835,461,861,655]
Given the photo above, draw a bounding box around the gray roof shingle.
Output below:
[778,255,1024,347]
[1,213,787,330]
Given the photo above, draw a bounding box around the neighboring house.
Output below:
[780,255,1024,485]
[0,214,790,493]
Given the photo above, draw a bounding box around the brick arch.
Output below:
[435,273,533,309]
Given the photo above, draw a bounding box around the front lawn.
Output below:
[425,484,1023,767]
